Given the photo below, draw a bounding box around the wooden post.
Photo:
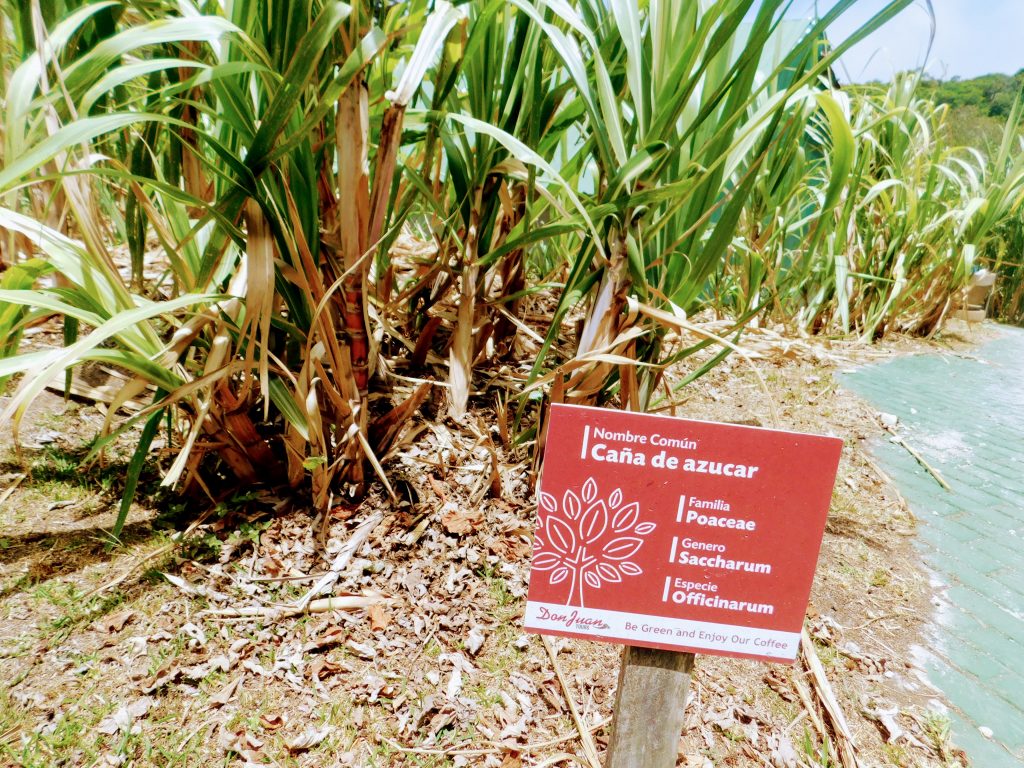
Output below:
[605,646,696,767]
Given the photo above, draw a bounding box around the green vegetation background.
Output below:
[923,72,1024,148]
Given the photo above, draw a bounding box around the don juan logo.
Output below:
[532,477,656,607]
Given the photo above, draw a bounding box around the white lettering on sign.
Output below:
[650,433,698,450]
[684,509,756,530]
[660,578,774,614]
[591,442,648,466]
[578,426,755,478]
[681,459,759,478]
[676,552,771,573]
[680,537,726,553]
[671,542,773,574]
[672,579,718,593]
[592,426,649,444]
[690,497,730,511]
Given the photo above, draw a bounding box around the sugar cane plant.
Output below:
[20,0,1024,536]
[0,0,459,531]
[760,74,1024,338]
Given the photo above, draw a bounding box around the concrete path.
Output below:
[843,326,1024,767]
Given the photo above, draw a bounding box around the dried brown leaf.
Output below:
[441,506,484,535]
[310,656,345,681]
[96,609,136,634]
[142,665,182,694]
[368,604,391,632]
[208,675,243,708]
[303,626,347,653]
[347,640,376,659]
[259,713,284,731]
[218,727,263,756]
[97,696,153,735]
[465,626,485,656]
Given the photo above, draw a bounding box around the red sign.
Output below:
[524,404,842,663]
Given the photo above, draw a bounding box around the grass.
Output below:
[0,684,116,768]
[0,399,166,562]
[1,581,243,766]
[883,742,914,767]
[487,577,516,611]
[39,587,126,641]
[920,711,964,766]
[870,568,892,589]
[799,728,838,767]
[0,400,598,768]
[6,440,125,493]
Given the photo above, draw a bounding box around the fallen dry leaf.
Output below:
[490,535,531,560]
[465,626,485,655]
[309,656,345,681]
[498,714,529,740]
[95,610,136,634]
[97,696,153,735]
[427,473,448,503]
[286,725,331,752]
[441,506,484,535]
[368,603,391,632]
[330,503,358,521]
[142,665,182,694]
[241,658,272,677]
[446,667,463,699]
[209,675,243,708]
[179,622,207,648]
[217,727,263,757]
[303,626,346,653]
[162,573,230,602]
[259,713,284,730]
[766,733,798,767]
[179,654,234,683]
[347,640,376,659]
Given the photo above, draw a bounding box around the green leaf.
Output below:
[112,406,164,545]
[302,456,327,471]
[245,2,353,174]
[1,292,223,428]
[0,113,186,194]
[269,377,310,442]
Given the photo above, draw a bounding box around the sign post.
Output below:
[605,645,694,766]
[524,404,843,764]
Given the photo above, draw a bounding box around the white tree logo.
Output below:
[533,477,656,607]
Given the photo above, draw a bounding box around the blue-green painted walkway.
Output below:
[843,327,1024,767]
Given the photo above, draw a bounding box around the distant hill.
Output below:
[921,72,1024,151]
[924,72,1024,118]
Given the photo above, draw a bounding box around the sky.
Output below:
[788,0,1024,82]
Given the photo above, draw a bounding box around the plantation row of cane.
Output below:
[1,1,1022,530]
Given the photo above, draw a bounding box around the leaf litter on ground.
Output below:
[0,324,980,767]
